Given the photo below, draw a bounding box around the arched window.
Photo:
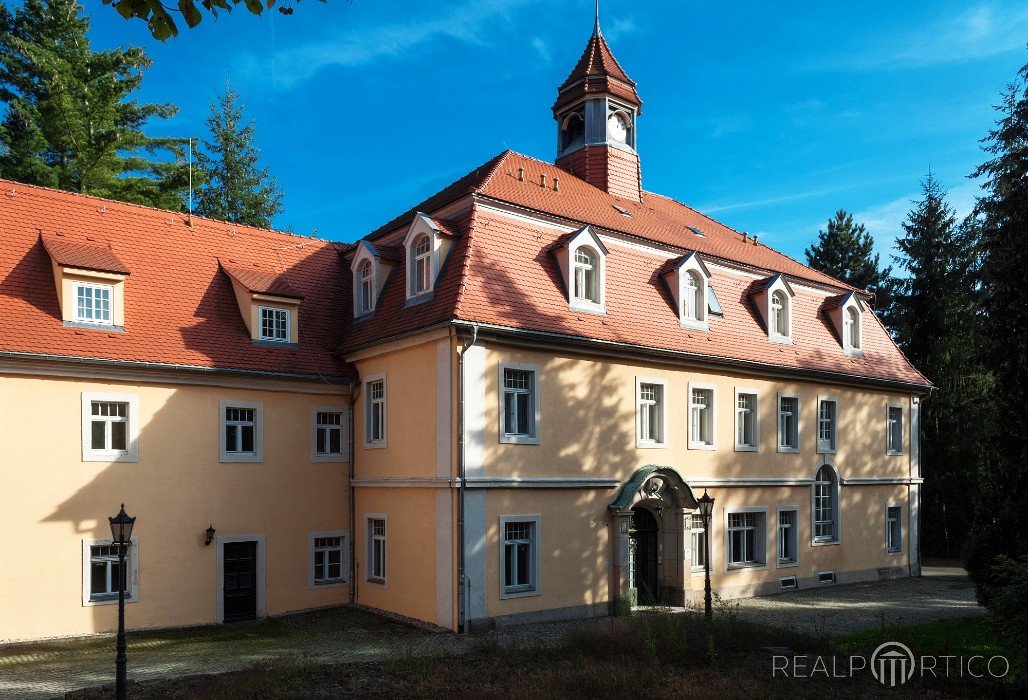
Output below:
[359,260,374,314]
[683,271,703,322]
[813,465,838,542]
[412,234,432,295]
[770,290,788,337]
[573,246,599,304]
[561,112,585,152]
[844,307,860,349]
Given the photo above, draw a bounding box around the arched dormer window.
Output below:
[412,234,432,296]
[770,291,788,337]
[573,246,599,304]
[825,291,864,357]
[812,464,840,543]
[661,251,711,331]
[359,260,374,314]
[683,271,703,322]
[844,307,860,350]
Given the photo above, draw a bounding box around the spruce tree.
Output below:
[805,210,897,328]
[891,174,990,559]
[0,0,187,208]
[965,59,1028,614]
[193,86,283,228]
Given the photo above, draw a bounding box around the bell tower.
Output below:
[554,10,643,201]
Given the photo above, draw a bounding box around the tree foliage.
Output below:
[891,174,990,558]
[805,210,898,329]
[193,85,283,228]
[101,0,324,42]
[0,0,186,209]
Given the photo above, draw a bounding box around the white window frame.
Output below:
[357,259,375,316]
[843,305,862,355]
[219,400,264,463]
[816,396,838,454]
[308,530,348,589]
[257,306,290,343]
[769,290,790,341]
[776,506,800,568]
[689,509,716,575]
[569,242,606,313]
[886,503,903,554]
[73,281,114,325]
[498,362,541,445]
[886,403,905,455]
[311,405,348,462]
[635,376,668,449]
[410,233,433,297]
[724,506,769,571]
[81,392,139,463]
[688,382,716,450]
[82,537,139,606]
[366,514,387,586]
[364,373,387,449]
[811,463,841,545]
[734,387,760,452]
[499,514,542,599]
[777,392,801,453]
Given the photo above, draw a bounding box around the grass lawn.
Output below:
[68,609,1019,699]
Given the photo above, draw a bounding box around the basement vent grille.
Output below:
[818,570,837,585]
[779,576,798,590]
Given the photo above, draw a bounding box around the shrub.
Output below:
[985,555,1028,677]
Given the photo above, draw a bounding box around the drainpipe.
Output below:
[348,381,361,605]
[914,386,933,578]
[457,322,479,632]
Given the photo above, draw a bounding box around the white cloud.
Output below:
[603,16,639,43]
[531,36,551,65]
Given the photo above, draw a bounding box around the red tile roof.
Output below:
[0,180,351,380]
[219,260,303,299]
[40,234,131,275]
[554,29,642,112]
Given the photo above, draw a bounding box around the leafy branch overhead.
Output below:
[101,0,326,41]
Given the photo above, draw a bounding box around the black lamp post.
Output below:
[697,489,715,624]
[109,504,135,700]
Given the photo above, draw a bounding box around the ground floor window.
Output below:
[777,509,798,565]
[727,511,765,567]
[310,532,347,586]
[82,538,137,605]
[690,513,708,572]
[500,515,541,598]
[367,517,386,584]
[886,505,903,554]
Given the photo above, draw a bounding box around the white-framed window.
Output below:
[690,512,712,573]
[887,404,904,455]
[635,377,668,448]
[309,531,347,588]
[219,400,263,462]
[683,270,704,322]
[812,464,840,544]
[886,504,903,554]
[499,362,540,444]
[258,306,290,342]
[734,389,759,451]
[73,281,113,325]
[844,306,861,352]
[726,509,767,569]
[777,507,799,566]
[81,538,138,606]
[366,515,387,584]
[364,374,386,448]
[81,392,139,462]
[311,406,347,462]
[411,234,433,296]
[358,259,375,315]
[572,245,600,305]
[688,383,716,450]
[817,397,838,454]
[777,393,800,452]
[770,290,789,338]
[500,515,541,599]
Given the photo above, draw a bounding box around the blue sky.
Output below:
[84,0,1028,263]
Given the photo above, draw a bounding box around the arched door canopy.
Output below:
[608,466,699,514]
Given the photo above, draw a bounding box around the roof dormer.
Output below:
[219,260,302,346]
[661,251,711,331]
[752,273,795,344]
[552,225,608,314]
[42,234,130,331]
[350,240,397,318]
[824,292,864,357]
[402,212,456,303]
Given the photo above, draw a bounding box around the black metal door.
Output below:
[630,508,659,604]
[223,541,257,622]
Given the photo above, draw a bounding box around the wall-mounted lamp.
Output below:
[205,525,216,546]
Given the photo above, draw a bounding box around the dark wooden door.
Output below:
[630,508,659,604]
[223,541,257,622]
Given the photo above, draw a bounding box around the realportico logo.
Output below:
[772,640,1010,686]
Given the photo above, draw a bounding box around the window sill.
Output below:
[352,310,375,322]
[365,578,387,588]
[500,434,540,445]
[777,446,800,454]
[253,340,299,349]
[500,587,540,600]
[734,444,759,452]
[816,447,837,455]
[363,441,388,450]
[313,579,347,589]
[776,559,799,569]
[64,321,124,332]
[887,549,903,556]
[769,334,793,345]
[688,442,716,451]
[886,451,904,457]
[220,452,263,463]
[726,562,767,573]
[680,319,709,332]
[811,539,840,547]
[844,349,864,359]
[84,596,137,607]
[82,450,138,463]
[312,453,347,463]
[569,302,607,316]
[636,440,667,449]
[404,292,434,307]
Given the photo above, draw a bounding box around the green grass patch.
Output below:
[830,613,1003,658]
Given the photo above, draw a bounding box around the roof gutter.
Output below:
[451,320,932,394]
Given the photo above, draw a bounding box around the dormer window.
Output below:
[661,251,710,331]
[752,274,795,344]
[259,307,289,342]
[844,307,860,350]
[824,292,864,357]
[683,271,703,322]
[358,260,374,314]
[74,282,113,325]
[573,247,599,304]
[350,240,397,318]
[553,226,608,314]
[412,234,432,296]
[770,291,788,336]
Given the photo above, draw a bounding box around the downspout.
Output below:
[348,381,361,605]
[914,386,933,577]
[457,322,479,633]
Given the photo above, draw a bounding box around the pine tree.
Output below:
[965,59,1028,613]
[891,174,990,559]
[0,0,187,208]
[805,210,897,328]
[193,86,283,228]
